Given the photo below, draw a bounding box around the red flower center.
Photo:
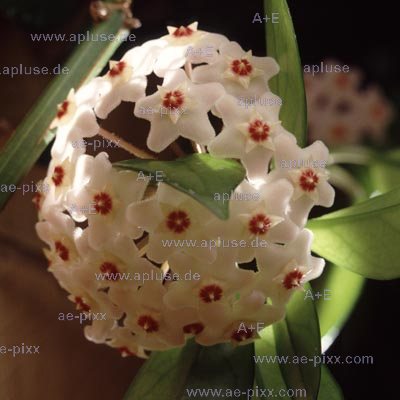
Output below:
[335,74,349,88]
[100,262,119,281]
[299,169,319,192]
[52,165,65,186]
[109,61,126,77]
[56,100,69,119]
[162,90,185,110]
[199,284,223,303]
[118,347,136,357]
[371,104,385,120]
[231,328,253,342]
[231,58,253,76]
[172,26,194,37]
[183,323,204,335]
[32,192,42,210]
[93,192,113,215]
[249,214,271,235]
[283,269,304,290]
[166,210,191,234]
[248,119,270,142]
[74,296,91,312]
[331,125,346,140]
[55,241,69,261]
[137,315,159,333]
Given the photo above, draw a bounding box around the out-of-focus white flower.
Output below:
[305,59,394,145]
[361,85,395,143]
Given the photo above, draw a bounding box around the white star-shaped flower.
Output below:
[164,250,274,346]
[134,69,225,152]
[268,135,334,227]
[36,210,81,277]
[127,183,218,263]
[192,41,279,99]
[105,327,147,358]
[66,152,148,249]
[109,281,187,351]
[40,148,83,216]
[208,93,294,179]
[71,230,160,293]
[51,88,99,159]
[255,229,325,307]
[91,50,149,119]
[208,179,299,263]
[142,22,229,77]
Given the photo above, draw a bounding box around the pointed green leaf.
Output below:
[123,340,200,400]
[264,0,307,146]
[307,187,400,280]
[255,326,291,400]
[182,343,254,399]
[317,366,344,400]
[123,341,254,400]
[115,154,246,220]
[314,264,364,348]
[272,283,321,400]
[0,11,128,210]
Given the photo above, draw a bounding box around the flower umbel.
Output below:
[35,22,334,358]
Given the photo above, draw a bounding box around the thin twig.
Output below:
[99,127,155,159]
[169,142,186,157]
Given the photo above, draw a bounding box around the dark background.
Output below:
[0,1,398,399]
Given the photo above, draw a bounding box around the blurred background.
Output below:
[0,0,398,398]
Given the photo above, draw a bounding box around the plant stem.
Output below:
[169,142,186,157]
[99,127,155,159]
[329,147,373,166]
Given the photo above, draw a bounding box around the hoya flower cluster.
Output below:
[305,59,394,146]
[35,22,335,358]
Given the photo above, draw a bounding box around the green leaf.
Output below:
[255,326,291,400]
[272,283,321,400]
[317,366,344,400]
[123,341,254,400]
[264,0,307,146]
[182,343,254,400]
[313,264,364,346]
[307,187,400,280]
[0,11,128,210]
[114,154,246,220]
[123,340,200,400]
[369,149,400,193]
